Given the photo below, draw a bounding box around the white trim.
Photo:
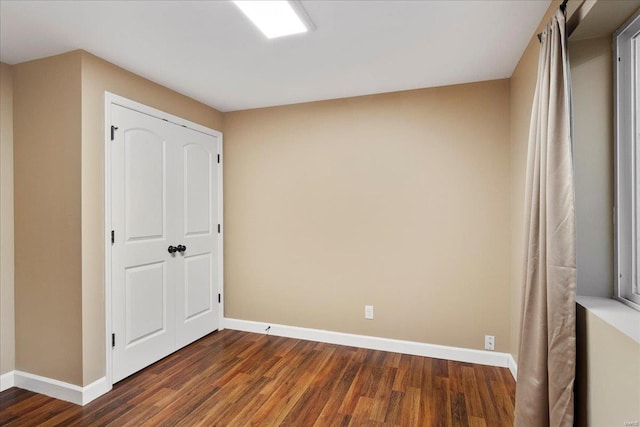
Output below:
[104,92,114,393]
[14,371,81,404]
[224,318,511,368]
[217,136,225,331]
[508,354,518,380]
[0,370,15,391]
[577,296,640,344]
[613,10,640,310]
[106,93,220,137]
[103,92,224,389]
[12,371,108,405]
[80,377,110,405]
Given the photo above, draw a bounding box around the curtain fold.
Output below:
[514,8,576,427]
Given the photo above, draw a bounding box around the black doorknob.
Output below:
[177,245,187,253]
[168,245,178,254]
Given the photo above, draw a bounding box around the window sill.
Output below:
[576,296,640,344]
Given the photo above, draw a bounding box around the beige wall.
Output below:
[508,0,564,362]
[13,51,84,384]
[575,306,640,426]
[570,36,614,297]
[1,62,15,376]
[223,80,512,352]
[79,51,223,384]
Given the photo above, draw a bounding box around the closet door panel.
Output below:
[111,105,178,383]
[175,127,219,348]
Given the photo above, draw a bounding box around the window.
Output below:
[615,11,640,310]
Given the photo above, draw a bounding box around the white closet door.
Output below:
[111,104,219,383]
[111,105,179,383]
[174,125,220,348]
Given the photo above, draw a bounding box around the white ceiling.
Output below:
[0,0,550,112]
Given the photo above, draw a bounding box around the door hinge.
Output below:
[217,154,220,164]
[218,293,221,303]
[111,230,115,244]
[112,333,115,348]
[110,125,118,141]
[217,224,221,234]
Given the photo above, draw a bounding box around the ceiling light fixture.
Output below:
[232,0,314,39]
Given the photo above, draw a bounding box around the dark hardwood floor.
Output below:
[0,330,515,426]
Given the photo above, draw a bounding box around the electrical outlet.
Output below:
[484,335,495,351]
[365,305,374,319]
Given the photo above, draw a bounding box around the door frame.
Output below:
[103,92,224,388]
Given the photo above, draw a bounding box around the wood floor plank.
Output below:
[451,392,468,427]
[431,376,452,427]
[391,353,411,392]
[348,396,375,426]
[418,353,434,425]
[338,364,373,415]
[407,355,425,388]
[369,366,396,423]
[474,365,505,427]
[383,389,404,425]
[313,359,360,426]
[280,383,331,427]
[468,415,488,427]
[0,330,516,426]
[248,344,331,426]
[400,386,422,426]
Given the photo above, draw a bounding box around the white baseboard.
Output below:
[0,370,15,391]
[80,377,110,405]
[224,318,511,368]
[12,371,110,405]
[508,354,517,380]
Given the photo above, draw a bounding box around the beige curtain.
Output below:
[514,8,576,427]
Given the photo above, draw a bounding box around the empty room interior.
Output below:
[0,0,639,426]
